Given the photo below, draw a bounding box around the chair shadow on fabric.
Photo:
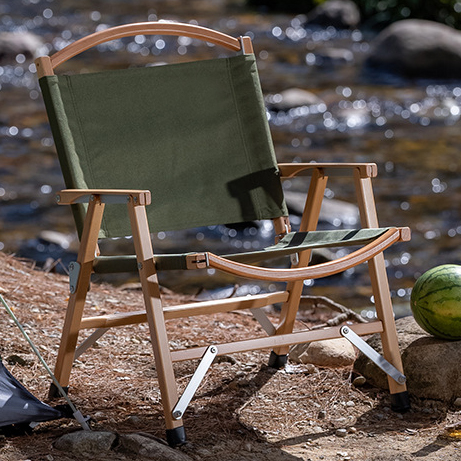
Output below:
[226,167,286,221]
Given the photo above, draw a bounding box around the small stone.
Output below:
[6,354,30,367]
[244,443,252,452]
[305,363,319,374]
[346,400,355,407]
[454,397,461,407]
[335,428,347,438]
[352,376,366,387]
[348,427,357,433]
[318,410,327,419]
[127,415,141,424]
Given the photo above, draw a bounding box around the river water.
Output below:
[1,0,461,316]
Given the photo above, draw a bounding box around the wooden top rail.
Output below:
[35,22,250,77]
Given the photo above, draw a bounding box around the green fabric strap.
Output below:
[93,228,391,273]
[39,54,287,238]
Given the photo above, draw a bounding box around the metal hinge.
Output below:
[68,261,81,294]
[185,253,209,270]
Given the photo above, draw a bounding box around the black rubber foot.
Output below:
[48,382,68,399]
[390,391,411,413]
[268,351,288,369]
[166,426,187,448]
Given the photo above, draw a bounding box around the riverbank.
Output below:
[0,251,460,460]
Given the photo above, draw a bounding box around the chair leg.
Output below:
[270,168,328,365]
[128,200,186,446]
[49,198,105,398]
[368,254,410,412]
[354,171,410,412]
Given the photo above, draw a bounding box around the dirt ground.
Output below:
[0,251,460,461]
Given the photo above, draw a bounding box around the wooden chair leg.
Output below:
[49,197,105,398]
[127,199,186,446]
[354,171,410,412]
[271,168,328,364]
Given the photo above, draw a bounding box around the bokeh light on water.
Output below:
[1,1,461,311]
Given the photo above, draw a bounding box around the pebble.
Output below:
[454,397,461,407]
[318,410,327,419]
[335,428,348,438]
[352,376,366,387]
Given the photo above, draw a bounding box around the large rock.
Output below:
[119,433,192,460]
[365,19,461,78]
[306,0,360,29]
[354,316,461,402]
[0,31,44,61]
[290,337,356,367]
[54,431,117,456]
[267,88,324,111]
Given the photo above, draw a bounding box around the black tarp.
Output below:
[0,360,63,429]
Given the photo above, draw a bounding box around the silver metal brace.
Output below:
[68,261,81,294]
[340,326,406,385]
[172,345,218,420]
[250,308,276,336]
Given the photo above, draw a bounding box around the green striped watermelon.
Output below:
[410,264,461,340]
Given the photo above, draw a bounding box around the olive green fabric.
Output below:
[93,228,392,273]
[39,54,287,238]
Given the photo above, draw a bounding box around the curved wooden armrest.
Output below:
[206,227,409,282]
[36,22,245,76]
[278,163,378,179]
[56,189,151,206]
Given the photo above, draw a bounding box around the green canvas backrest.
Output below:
[39,51,288,239]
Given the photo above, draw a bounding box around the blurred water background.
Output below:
[1,0,461,317]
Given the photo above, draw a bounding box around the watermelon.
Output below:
[410,264,461,340]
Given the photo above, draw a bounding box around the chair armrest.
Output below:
[56,189,151,206]
[278,163,377,179]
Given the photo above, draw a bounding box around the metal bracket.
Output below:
[68,261,81,294]
[340,326,406,384]
[172,345,218,420]
[250,308,276,336]
[185,253,209,270]
[75,328,110,360]
[290,253,300,266]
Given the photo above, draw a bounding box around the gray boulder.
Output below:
[119,433,192,460]
[365,19,461,78]
[290,337,356,367]
[267,88,324,111]
[354,316,461,402]
[0,31,44,62]
[306,0,361,29]
[54,431,117,456]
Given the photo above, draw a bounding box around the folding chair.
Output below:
[35,21,410,447]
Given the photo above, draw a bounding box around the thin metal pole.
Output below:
[0,294,91,430]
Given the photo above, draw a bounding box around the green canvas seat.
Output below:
[35,21,411,447]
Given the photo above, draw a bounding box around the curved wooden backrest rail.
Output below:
[207,228,407,282]
[45,22,243,71]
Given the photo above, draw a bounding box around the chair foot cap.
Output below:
[48,382,68,399]
[166,426,187,447]
[390,391,411,413]
[268,351,288,369]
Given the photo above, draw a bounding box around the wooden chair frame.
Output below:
[35,22,410,447]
